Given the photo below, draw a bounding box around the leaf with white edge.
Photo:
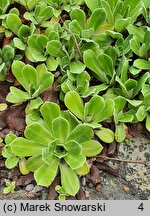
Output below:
[67,124,93,143]
[84,96,105,122]
[11,61,28,90]
[18,25,31,42]
[70,61,85,74]
[47,40,64,57]
[83,49,108,83]
[6,87,31,104]
[34,159,59,186]
[64,154,86,170]
[26,155,44,172]
[2,45,15,62]
[75,161,89,175]
[39,72,54,93]
[94,99,114,122]
[19,158,30,175]
[13,38,26,50]
[98,53,114,77]
[46,57,58,71]
[61,111,79,133]
[6,14,22,35]
[60,163,80,196]
[95,127,115,143]
[52,117,69,143]
[88,8,106,31]
[40,102,60,132]
[11,137,44,157]
[81,140,103,156]
[65,140,82,156]
[136,106,147,121]
[36,35,49,52]
[25,46,46,62]
[115,123,126,142]
[5,134,17,145]
[5,156,19,169]
[146,114,150,132]
[133,59,150,70]
[85,0,100,11]
[64,91,84,120]
[25,123,53,145]
[115,18,130,32]
[70,8,86,28]
[133,72,150,97]
[21,65,38,92]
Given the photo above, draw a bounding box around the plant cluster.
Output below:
[0,0,150,198]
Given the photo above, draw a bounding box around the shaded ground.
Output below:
[87,134,150,200]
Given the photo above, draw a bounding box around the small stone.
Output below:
[25,184,34,192]
[123,186,130,193]
[85,190,90,198]
[82,177,86,187]
[88,182,94,188]
[32,185,43,193]
[41,190,48,199]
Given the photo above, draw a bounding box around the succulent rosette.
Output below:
[3,102,103,196]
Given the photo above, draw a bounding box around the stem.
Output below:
[97,155,149,167]
[63,27,83,61]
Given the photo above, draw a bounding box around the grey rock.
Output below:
[87,134,150,200]
[25,184,34,192]
[81,177,86,187]
[32,185,43,193]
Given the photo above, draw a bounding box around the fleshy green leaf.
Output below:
[70,61,85,74]
[52,117,69,143]
[5,134,17,145]
[115,123,126,142]
[67,124,93,143]
[70,8,86,29]
[84,95,105,122]
[136,106,147,121]
[65,140,82,156]
[11,137,44,157]
[5,156,19,169]
[6,14,22,35]
[94,99,114,122]
[22,65,38,92]
[81,140,103,156]
[60,163,80,196]
[40,102,60,132]
[134,59,150,70]
[19,158,30,175]
[25,123,53,145]
[26,155,44,172]
[2,45,15,62]
[6,87,31,104]
[83,49,108,83]
[146,114,150,132]
[34,159,59,186]
[64,91,84,120]
[95,127,115,143]
[13,38,26,50]
[88,8,106,31]
[85,0,100,11]
[64,154,86,170]
[47,40,64,57]
[75,161,90,175]
[61,111,79,132]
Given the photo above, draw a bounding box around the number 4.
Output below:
[138,203,144,211]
